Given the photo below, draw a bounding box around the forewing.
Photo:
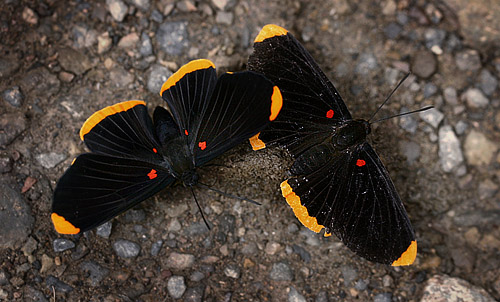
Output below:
[160,59,218,142]
[80,101,161,160]
[192,71,282,166]
[52,154,174,234]
[248,24,352,156]
[281,143,416,265]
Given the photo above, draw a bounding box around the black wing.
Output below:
[160,59,218,146]
[281,142,416,266]
[192,71,281,166]
[52,101,174,234]
[161,59,282,167]
[248,24,352,156]
[52,154,174,234]
[80,100,162,161]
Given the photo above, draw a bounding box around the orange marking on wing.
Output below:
[281,180,324,233]
[326,109,334,118]
[153,148,157,153]
[80,100,145,141]
[147,169,157,179]
[356,159,366,167]
[269,86,283,121]
[160,59,215,95]
[184,130,189,136]
[198,141,207,150]
[254,24,288,43]
[249,132,266,150]
[392,240,417,266]
[51,213,80,234]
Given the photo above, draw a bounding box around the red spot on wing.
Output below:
[326,109,334,118]
[147,169,157,179]
[184,130,189,136]
[356,159,366,167]
[153,148,157,153]
[198,141,207,150]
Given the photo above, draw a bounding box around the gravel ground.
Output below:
[1,0,500,301]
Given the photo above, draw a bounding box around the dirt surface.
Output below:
[1,0,500,301]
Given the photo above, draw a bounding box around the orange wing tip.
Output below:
[269,86,283,121]
[249,132,266,150]
[160,59,215,95]
[281,180,324,233]
[51,213,80,234]
[254,24,288,43]
[392,240,417,266]
[80,100,146,141]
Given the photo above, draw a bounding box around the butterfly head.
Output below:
[181,169,199,187]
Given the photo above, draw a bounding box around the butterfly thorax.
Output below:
[159,136,197,180]
[332,119,371,150]
[289,119,370,176]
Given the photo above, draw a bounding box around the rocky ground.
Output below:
[1,0,500,301]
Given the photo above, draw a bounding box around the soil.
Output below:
[1,0,499,301]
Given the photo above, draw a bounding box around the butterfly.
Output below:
[247,24,416,266]
[51,59,282,234]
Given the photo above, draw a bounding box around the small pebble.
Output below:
[167,252,195,270]
[156,21,189,56]
[464,130,497,166]
[269,262,294,281]
[35,153,67,169]
[455,49,482,71]
[53,239,75,252]
[438,125,464,173]
[419,108,443,128]
[106,0,128,22]
[45,275,73,293]
[224,264,241,279]
[443,87,458,105]
[2,86,24,107]
[373,293,392,302]
[113,239,140,258]
[288,287,306,302]
[167,275,186,299]
[150,240,163,256]
[462,88,489,109]
[477,69,498,96]
[411,50,437,78]
[96,221,112,238]
[147,64,173,94]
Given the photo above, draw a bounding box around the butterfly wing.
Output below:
[52,154,174,234]
[160,59,218,143]
[80,100,162,160]
[281,142,416,266]
[191,71,282,166]
[52,101,175,234]
[161,59,282,167]
[248,24,352,155]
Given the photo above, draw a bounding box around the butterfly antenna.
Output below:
[369,72,411,122]
[198,183,262,206]
[189,186,211,230]
[371,106,434,124]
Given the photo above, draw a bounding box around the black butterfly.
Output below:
[52,59,282,234]
[248,25,416,266]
